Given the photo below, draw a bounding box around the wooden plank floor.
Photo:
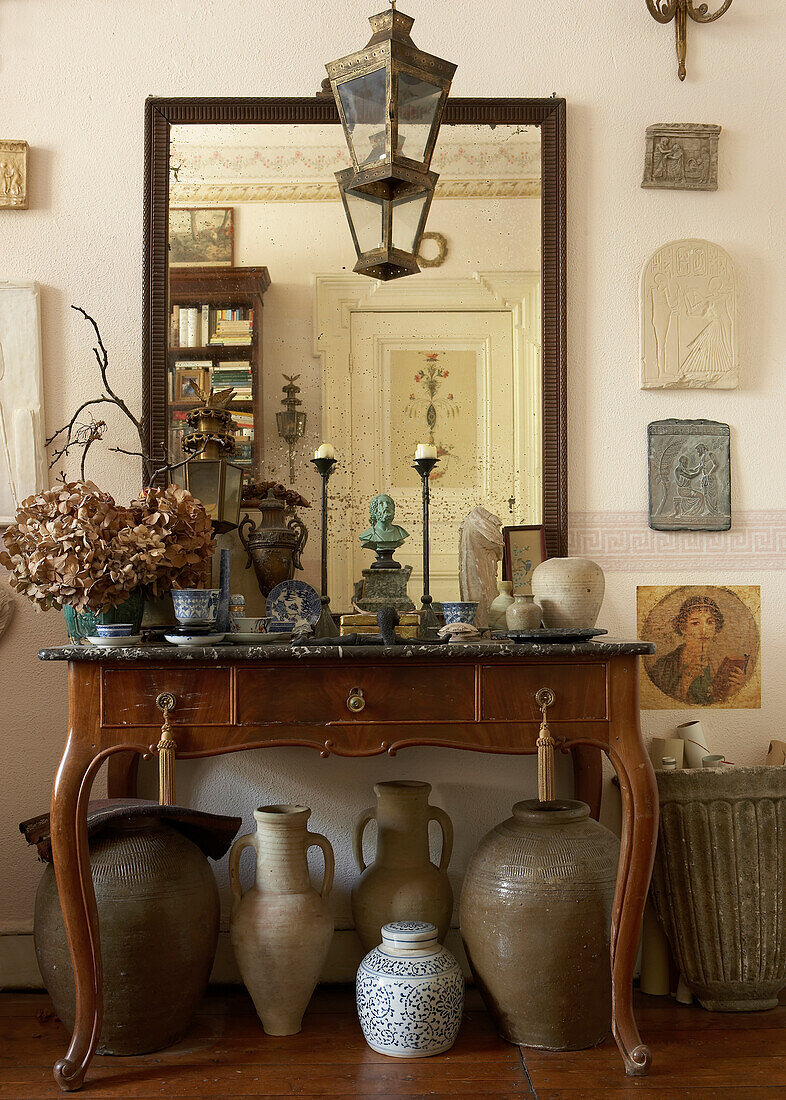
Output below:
[3,987,786,1099]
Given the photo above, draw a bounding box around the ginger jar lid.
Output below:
[381,921,438,949]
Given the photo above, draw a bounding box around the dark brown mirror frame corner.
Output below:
[142,96,567,556]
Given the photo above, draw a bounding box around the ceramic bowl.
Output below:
[441,601,479,626]
[231,616,269,634]
[95,623,134,638]
[172,588,220,625]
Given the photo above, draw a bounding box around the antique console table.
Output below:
[39,639,657,1091]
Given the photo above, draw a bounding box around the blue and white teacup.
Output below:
[172,588,220,626]
[441,601,479,626]
[96,623,134,639]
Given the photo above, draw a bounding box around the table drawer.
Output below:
[101,668,231,727]
[237,665,476,725]
[481,663,607,721]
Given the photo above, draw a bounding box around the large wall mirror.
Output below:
[143,97,566,611]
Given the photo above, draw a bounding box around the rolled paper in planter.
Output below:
[650,737,685,770]
[677,720,710,768]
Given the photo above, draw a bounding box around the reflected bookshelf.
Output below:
[167,266,270,479]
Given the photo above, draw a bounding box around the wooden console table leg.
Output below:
[50,732,102,1092]
[570,744,602,819]
[607,661,659,1077]
[106,749,141,799]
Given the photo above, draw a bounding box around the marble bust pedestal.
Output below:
[354,565,415,613]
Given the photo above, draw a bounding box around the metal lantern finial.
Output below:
[326,4,456,280]
[174,388,244,533]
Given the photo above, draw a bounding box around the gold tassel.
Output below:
[535,688,556,803]
[155,693,177,806]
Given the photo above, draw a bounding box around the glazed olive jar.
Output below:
[460,799,619,1050]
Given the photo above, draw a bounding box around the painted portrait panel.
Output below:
[638,585,761,710]
[169,207,234,267]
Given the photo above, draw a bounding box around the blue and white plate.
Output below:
[266,580,322,627]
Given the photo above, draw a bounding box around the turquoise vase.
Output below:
[62,589,146,643]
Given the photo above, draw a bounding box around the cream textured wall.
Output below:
[1,0,784,974]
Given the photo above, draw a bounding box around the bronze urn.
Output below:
[238,490,308,596]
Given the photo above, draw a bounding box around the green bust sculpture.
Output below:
[359,493,409,568]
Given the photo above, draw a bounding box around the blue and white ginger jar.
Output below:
[356,920,464,1058]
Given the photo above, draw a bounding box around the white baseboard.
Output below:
[1,929,471,990]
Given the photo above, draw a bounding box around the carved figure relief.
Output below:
[640,239,738,389]
[638,585,760,710]
[642,125,720,191]
[648,420,730,532]
[0,141,28,209]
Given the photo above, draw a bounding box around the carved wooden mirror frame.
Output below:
[142,96,567,555]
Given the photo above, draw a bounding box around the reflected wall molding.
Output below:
[568,511,786,571]
[170,178,541,205]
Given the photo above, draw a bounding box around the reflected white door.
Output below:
[348,310,517,603]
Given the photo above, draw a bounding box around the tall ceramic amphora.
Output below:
[351,781,453,952]
[229,805,334,1035]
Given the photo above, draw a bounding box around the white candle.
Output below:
[315,443,335,459]
[415,443,437,460]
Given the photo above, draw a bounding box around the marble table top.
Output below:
[39,639,655,662]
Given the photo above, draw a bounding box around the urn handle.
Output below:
[228,832,257,911]
[429,806,454,873]
[287,514,308,571]
[307,831,335,899]
[237,513,256,571]
[352,807,376,873]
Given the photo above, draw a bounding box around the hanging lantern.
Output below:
[336,165,436,280]
[174,393,244,533]
[326,2,455,281]
[275,374,307,483]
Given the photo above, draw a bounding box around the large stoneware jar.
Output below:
[460,799,619,1050]
[652,767,786,1011]
[229,805,334,1035]
[35,817,220,1055]
[351,781,453,952]
[531,557,605,629]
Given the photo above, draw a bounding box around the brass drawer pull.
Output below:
[347,687,366,714]
[155,693,177,805]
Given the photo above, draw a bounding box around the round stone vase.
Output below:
[531,557,605,629]
[35,816,220,1055]
[229,805,334,1035]
[460,799,619,1050]
[237,493,307,597]
[505,593,542,631]
[651,767,786,1011]
[356,921,464,1058]
[351,781,453,952]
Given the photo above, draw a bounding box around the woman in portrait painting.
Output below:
[648,595,747,705]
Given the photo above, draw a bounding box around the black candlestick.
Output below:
[412,456,439,638]
[310,455,340,637]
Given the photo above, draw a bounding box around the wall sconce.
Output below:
[646,0,734,81]
[326,1,456,280]
[276,374,307,483]
[174,392,244,533]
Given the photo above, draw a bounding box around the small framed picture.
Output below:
[502,525,547,594]
[174,365,210,402]
[169,207,234,267]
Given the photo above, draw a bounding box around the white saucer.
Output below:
[230,631,292,644]
[86,635,143,647]
[164,632,226,647]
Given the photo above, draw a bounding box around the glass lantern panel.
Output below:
[396,74,442,164]
[344,188,385,255]
[186,461,221,522]
[391,190,429,254]
[338,69,388,169]
[222,463,244,527]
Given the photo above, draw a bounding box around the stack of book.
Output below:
[170,305,254,348]
[209,314,253,346]
[211,362,253,401]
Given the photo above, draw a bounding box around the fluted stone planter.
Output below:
[651,767,786,1011]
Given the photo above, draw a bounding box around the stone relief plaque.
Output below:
[648,419,730,532]
[638,585,761,711]
[0,141,28,209]
[642,124,720,191]
[640,238,738,389]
